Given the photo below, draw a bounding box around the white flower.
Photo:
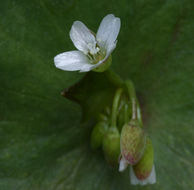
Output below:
[54,14,121,72]
[130,165,156,185]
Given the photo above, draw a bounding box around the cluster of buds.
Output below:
[90,81,156,185]
[120,123,156,185]
[91,89,122,166]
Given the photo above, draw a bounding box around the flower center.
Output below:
[87,43,100,55]
[86,43,106,64]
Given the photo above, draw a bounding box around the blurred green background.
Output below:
[0,0,194,189]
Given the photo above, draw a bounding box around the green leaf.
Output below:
[0,0,194,189]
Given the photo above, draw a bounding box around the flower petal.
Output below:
[54,50,93,72]
[96,14,121,52]
[146,165,156,184]
[130,165,156,186]
[119,157,128,172]
[70,21,96,54]
[130,166,141,185]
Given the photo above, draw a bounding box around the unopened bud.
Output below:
[91,122,108,149]
[133,138,154,180]
[102,127,120,166]
[120,120,146,165]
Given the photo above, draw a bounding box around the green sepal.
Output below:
[93,56,112,72]
[133,138,154,180]
[91,121,108,149]
[102,127,120,167]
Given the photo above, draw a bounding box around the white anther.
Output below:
[87,43,100,55]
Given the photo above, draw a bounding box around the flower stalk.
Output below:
[111,88,123,127]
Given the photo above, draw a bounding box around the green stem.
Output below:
[105,69,143,126]
[137,101,143,128]
[105,69,124,87]
[124,104,129,123]
[125,80,137,120]
[111,88,123,127]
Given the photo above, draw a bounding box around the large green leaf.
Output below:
[0,0,194,189]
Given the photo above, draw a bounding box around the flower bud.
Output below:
[133,138,154,180]
[120,120,146,165]
[91,122,108,149]
[102,127,120,166]
[130,165,156,185]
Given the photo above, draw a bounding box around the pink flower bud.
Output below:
[120,120,146,165]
